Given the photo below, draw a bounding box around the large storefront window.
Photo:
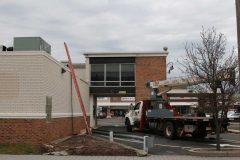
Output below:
[106,64,119,86]
[91,64,104,86]
[121,64,135,86]
[91,63,135,87]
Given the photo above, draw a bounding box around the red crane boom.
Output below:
[64,42,92,135]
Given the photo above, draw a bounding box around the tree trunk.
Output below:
[214,118,221,151]
[213,90,221,151]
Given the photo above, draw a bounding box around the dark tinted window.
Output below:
[106,64,119,81]
[91,64,104,81]
[91,82,104,86]
[121,64,135,81]
[134,103,140,110]
[106,82,120,86]
[90,63,135,87]
[121,82,135,86]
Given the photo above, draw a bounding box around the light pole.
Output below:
[235,0,240,91]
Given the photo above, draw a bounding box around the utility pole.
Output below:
[236,0,240,85]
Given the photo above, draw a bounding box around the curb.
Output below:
[49,132,87,145]
[188,148,240,157]
[227,129,240,134]
[92,135,148,157]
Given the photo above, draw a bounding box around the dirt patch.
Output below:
[45,135,137,156]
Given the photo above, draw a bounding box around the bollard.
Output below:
[143,136,148,153]
[109,131,113,142]
[143,136,154,153]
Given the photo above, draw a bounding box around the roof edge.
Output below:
[84,51,168,58]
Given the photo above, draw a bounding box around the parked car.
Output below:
[228,112,240,119]
[227,111,235,117]
[98,112,107,119]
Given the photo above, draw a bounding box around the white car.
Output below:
[217,111,240,119]
[228,112,240,119]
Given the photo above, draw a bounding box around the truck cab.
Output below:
[125,101,143,131]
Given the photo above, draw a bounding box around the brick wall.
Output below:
[0,116,90,144]
[135,57,166,102]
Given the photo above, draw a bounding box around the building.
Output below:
[97,97,135,118]
[84,51,168,124]
[0,50,90,144]
[0,37,169,143]
[166,89,198,115]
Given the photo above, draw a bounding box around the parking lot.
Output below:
[95,117,240,155]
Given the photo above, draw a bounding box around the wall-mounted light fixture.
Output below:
[61,68,66,74]
[167,62,174,74]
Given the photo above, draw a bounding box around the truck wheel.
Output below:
[126,119,132,132]
[164,122,176,139]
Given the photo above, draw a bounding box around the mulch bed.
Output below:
[47,135,137,156]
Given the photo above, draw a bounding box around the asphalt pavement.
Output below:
[0,118,239,160]
[95,117,240,155]
[229,122,240,131]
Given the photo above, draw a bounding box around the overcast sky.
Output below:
[0,0,237,77]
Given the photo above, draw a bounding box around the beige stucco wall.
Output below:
[75,67,86,81]
[0,51,90,118]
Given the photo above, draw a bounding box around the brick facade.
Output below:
[0,116,90,144]
[135,57,166,102]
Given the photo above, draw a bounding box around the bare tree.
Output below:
[181,27,239,151]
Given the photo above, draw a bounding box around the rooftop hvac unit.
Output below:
[7,47,13,51]
[13,37,51,54]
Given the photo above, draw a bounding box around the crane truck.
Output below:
[125,77,229,139]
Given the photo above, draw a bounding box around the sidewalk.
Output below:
[0,155,240,160]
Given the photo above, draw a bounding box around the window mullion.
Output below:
[104,64,106,87]
[119,64,121,86]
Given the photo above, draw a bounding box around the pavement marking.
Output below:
[155,144,181,148]
[155,144,195,150]
[209,143,240,148]
[155,144,185,148]
[181,147,194,149]
[97,134,143,144]
[221,138,240,144]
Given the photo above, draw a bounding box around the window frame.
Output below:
[90,63,135,87]
[90,64,105,82]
